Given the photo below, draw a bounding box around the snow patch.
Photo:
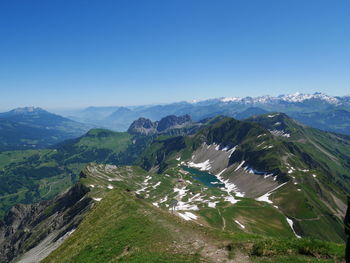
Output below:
[178,212,198,221]
[228,146,237,157]
[173,202,199,211]
[234,220,245,229]
[174,187,189,198]
[159,196,168,203]
[208,202,218,208]
[224,195,238,204]
[286,217,301,238]
[221,97,242,103]
[215,169,245,200]
[269,129,291,138]
[257,142,265,148]
[256,182,287,204]
[135,175,153,194]
[188,160,211,171]
[152,182,161,189]
[234,161,245,172]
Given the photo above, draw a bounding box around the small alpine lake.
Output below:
[182,167,225,188]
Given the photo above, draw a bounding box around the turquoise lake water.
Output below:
[183,167,225,188]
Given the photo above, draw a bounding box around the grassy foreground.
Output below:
[43,186,345,263]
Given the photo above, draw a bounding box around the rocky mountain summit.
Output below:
[128,114,194,135]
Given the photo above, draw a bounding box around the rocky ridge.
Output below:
[0,183,92,263]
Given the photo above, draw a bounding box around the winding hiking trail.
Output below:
[217,208,226,230]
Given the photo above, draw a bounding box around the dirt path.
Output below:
[217,208,226,230]
[293,215,321,221]
[0,189,27,200]
[147,202,250,263]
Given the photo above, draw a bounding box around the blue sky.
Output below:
[0,0,349,110]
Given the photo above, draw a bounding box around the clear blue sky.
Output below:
[0,0,349,110]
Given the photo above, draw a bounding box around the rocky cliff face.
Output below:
[0,183,92,263]
[128,114,194,135]
[156,114,192,132]
[127,117,158,135]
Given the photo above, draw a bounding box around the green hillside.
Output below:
[0,129,135,218]
[42,164,345,263]
[139,114,350,242]
[0,107,90,151]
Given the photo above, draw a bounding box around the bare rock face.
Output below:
[127,117,158,135]
[128,114,194,135]
[156,114,192,132]
[0,183,92,263]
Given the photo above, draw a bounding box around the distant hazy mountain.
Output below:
[67,92,350,135]
[128,114,196,135]
[290,109,350,135]
[232,107,268,120]
[0,107,91,151]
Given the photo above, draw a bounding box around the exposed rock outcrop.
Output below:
[127,117,158,135]
[0,183,92,263]
[128,114,195,135]
[156,114,192,132]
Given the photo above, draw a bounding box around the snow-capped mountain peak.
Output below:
[11,107,46,114]
[279,92,339,104]
[215,92,340,105]
[220,97,242,103]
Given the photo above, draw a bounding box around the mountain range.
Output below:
[0,110,349,262]
[65,92,350,135]
[0,107,91,151]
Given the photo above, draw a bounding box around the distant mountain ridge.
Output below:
[128,114,194,135]
[201,92,345,105]
[67,92,350,135]
[0,107,91,151]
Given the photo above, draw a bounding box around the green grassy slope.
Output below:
[44,189,205,263]
[0,129,135,218]
[43,164,345,263]
[0,120,205,219]
[139,114,350,242]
